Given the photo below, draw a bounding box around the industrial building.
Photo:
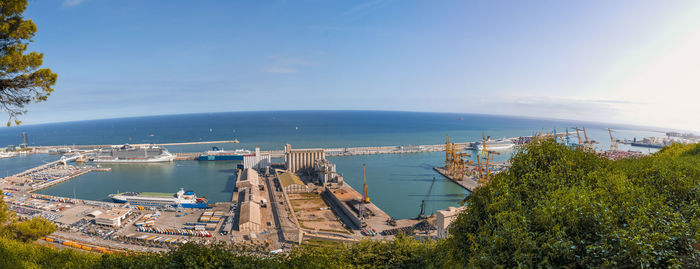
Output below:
[235,168,263,232]
[236,168,260,190]
[89,207,132,227]
[313,159,343,185]
[285,144,325,173]
[243,146,271,170]
[436,206,466,238]
[278,172,308,193]
[239,187,260,206]
[238,200,261,232]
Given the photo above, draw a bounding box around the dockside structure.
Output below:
[285,144,325,173]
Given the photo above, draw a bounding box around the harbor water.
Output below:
[0,111,666,219]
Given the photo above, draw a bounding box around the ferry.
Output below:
[472,139,515,151]
[95,144,175,163]
[0,151,17,159]
[197,147,250,161]
[109,188,208,208]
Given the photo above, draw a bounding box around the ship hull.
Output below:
[95,155,175,163]
[111,197,208,208]
[109,190,208,208]
[473,143,515,151]
[630,142,664,148]
[197,155,244,161]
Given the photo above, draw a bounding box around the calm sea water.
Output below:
[1,111,664,219]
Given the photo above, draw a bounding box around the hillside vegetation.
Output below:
[0,140,698,268]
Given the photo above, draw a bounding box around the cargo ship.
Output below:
[95,144,175,163]
[197,147,250,161]
[630,142,665,148]
[109,188,208,208]
[630,137,668,149]
[472,139,515,151]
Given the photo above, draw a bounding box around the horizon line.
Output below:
[1,109,687,133]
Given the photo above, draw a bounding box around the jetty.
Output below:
[433,167,480,191]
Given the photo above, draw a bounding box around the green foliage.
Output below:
[0,0,57,126]
[286,234,440,268]
[2,217,56,242]
[0,237,98,269]
[447,140,700,268]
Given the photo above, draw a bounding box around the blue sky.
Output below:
[15,0,700,131]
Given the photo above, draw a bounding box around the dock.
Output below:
[433,167,480,191]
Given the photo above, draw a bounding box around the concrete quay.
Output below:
[433,167,480,192]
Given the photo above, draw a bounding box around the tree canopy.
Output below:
[447,140,700,268]
[0,0,56,126]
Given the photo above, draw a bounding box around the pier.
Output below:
[433,167,480,191]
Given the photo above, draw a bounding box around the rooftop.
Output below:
[278,172,305,188]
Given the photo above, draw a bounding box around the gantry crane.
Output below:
[477,132,500,183]
[608,128,618,151]
[362,164,369,203]
[417,176,436,219]
[444,134,473,180]
[582,127,598,151]
[574,127,583,146]
[359,164,370,221]
[445,134,452,169]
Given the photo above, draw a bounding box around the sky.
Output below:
[11,0,700,131]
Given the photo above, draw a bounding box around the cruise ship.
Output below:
[197,147,251,161]
[472,139,515,151]
[0,152,17,159]
[109,188,208,208]
[95,144,175,163]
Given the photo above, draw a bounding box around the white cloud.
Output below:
[262,66,297,74]
[63,0,87,7]
[261,56,314,74]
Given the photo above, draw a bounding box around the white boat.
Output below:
[109,188,208,208]
[0,152,17,159]
[95,144,174,163]
[472,139,515,151]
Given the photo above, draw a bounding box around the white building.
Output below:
[91,208,132,227]
[313,159,343,185]
[243,147,271,170]
[436,206,466,239]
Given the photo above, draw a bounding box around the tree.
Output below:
[446,140,700,268]
[0,0,57,126]
[0,192,56,242]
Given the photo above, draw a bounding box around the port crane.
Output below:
[608,128,618,151]
[417,176,436,219]
[416,177,462,219]
[444,134,473,180]
[583,127,592,150]
[359,164,370,220]
[477,132,500,183]
[362,164,369,203]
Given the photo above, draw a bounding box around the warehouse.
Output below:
[278,172,308,193]
[236,168,260,190]
[238,201,261,232]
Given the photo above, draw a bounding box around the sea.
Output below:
[0,111,665,219]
